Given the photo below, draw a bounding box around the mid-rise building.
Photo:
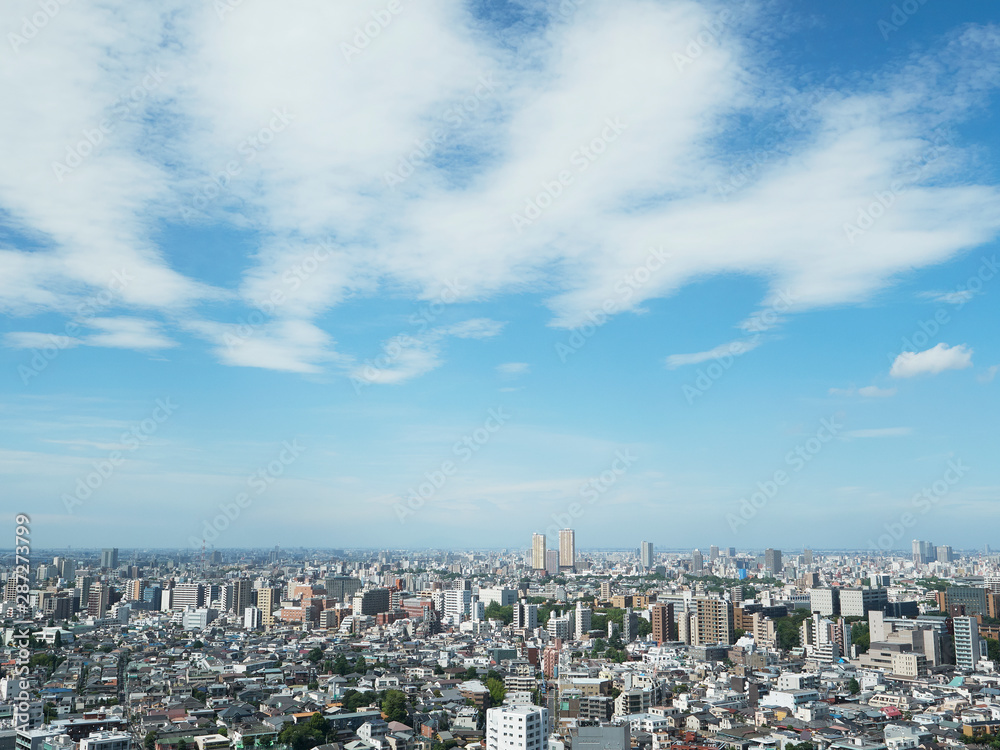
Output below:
[485,704,548,750]
[954,616,981,671]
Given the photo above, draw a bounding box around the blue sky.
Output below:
[1,0,999,552]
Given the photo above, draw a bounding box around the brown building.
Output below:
[651,602,675,644]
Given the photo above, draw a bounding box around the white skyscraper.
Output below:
[640,541,654,569]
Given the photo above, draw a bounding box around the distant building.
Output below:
[640,541,654,569]
[99,549,118,570]
[764,548,782,575]
[532,534,546,571]
[559,530,576,572]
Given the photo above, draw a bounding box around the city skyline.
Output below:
[2,0,999,549]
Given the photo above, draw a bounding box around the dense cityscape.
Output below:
[6,535,1000,750]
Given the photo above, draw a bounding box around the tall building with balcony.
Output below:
[532,534,546,571]
[559,529,576,572]
[954,616,981,671]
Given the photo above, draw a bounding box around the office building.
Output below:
[946,586,987,617]
[764,548,782,575]
[479,588,517,607]
[443,589,472,622]
[809,587,840,617]
[324,576,362,603]
[545,550,559,576]
[100,548,118,570]
[839,587,887,618]
[532,534,546,571]
[171,583,205,609]
[559,529,576,572]
[692,549,703,573]
[709,545,719,561]
[912,539,935,565]
[622,607,638,643]
[353,588,391,616]
[640,541,654,569]
[936,545,954,563]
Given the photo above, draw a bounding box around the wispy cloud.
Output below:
[844,427,913,438]
[666,338,760,369]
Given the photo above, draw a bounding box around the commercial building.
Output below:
[764,548,783,575]
[809,588,840,617]
[99,549,118,570]
[839,587,887,618]
[640,541,654,569]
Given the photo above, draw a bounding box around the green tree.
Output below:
[278,712,329,750]
[382,689,409,723]
[851,623,870,654]
[144,732,158,750]
[54,631,62,648]
[987,639,1000,664]
[307,647,324,663]
[177,740,187,750]
[355,656,366,673]
[486,677,506,706]
[333,654,350,675]
[307,681,319,690]
[848,678,860,695]
[322,659,333,674]
[433,664,444,675]
[217,728,228,738]
[484,602,513,624]
[191,640,204,649]
[463,666,479,680]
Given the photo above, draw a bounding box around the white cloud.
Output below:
[665,338,760,369]
[85,317,177,350]
[497,362,530,376]
[921,289,976,305]
[858,385,897,398]
[0,1,999,379]
[4,332,81,350]
[979,365,999,383]
[890,343,973,378]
